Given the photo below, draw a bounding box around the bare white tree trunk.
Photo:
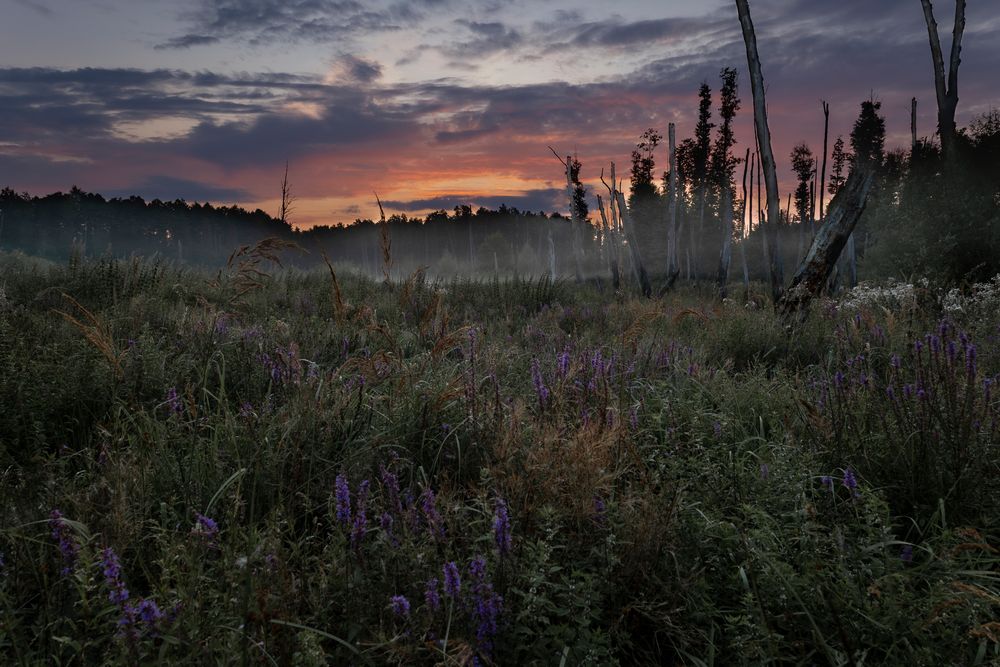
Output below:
[739,148,751,291]
[819,101,829,221]
[616,192,652,297]
[737,0,783,301]
[664,122,681,290]
[716,185,733,298]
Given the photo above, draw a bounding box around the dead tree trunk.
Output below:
[616,191,652,298]
[777,164,875,318]
[663,122,681,291]
[737,0,784,302]
[564,154,585,282]
[920,0,965,162]
[911,97,918,151]
[739,147,751,292]
[819,101,829,221]
[716,185,733,298]
[597,194,621,290]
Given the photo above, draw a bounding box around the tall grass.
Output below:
[1,251,998,665]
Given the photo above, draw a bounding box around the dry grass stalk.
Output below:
[54,293,123,379]
[321,251,346,321]
[375,192,392,283]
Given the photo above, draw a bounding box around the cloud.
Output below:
[443,20,524,58]
[160,0,420,48]
[328,55,383,84]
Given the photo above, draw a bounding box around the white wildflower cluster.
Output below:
[941,274,1000,316]
[840,279,920,311]
[0,284,9,312]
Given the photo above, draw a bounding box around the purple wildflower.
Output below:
[443,561,461,598]
[380,464,403,514]
[557,347,571,379]
[49,510,78,575]
[192,513,219,545]
[820,475,833,488]
[493,497,512,557]
[351,480,370,549]
[530,358,549,408]
[900,545,914,564]
[760,463,770,480]
[390,594,410,617]
[100,547,129,605]
[843,467,860,496]
[966,344,977,376]
[335,473,351,525]
[165,387,183,415]
[421,488,445,540]
[425,578,441,611]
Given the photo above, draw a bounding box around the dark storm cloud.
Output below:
[160,0,419,48]
[103,176,253,203]
[444,20,524,58]
[383,188,563,213]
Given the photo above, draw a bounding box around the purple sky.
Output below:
[1,0,997,227]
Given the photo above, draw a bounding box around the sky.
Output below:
[1,0,998,228]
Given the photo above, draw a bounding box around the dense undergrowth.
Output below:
[1,250,998,665]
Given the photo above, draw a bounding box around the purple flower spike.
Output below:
[334,473,351,525]
[425,578,441,611]
[390,594,410,617]
[493,497,512,557]
[100,547,130,605]
[49,510,78,576]
[443,561,461,598]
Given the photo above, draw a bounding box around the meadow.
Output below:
[1,248,998,665]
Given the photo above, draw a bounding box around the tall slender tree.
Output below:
[712,67,740,296]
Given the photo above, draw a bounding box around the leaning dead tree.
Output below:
[736,0,783,302]
[777,162,875,318]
